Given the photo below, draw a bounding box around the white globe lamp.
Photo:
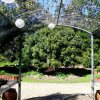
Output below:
[1,0,15,3]
[15,19,25,29]
[48,23,56,29]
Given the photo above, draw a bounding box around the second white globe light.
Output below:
[15,19,25,29]
[48,23,56,29]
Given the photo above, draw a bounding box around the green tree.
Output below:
[30,26,91,69]
[22,34,33,67]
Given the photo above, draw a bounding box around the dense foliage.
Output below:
[21,26,100,69]
[0,26,100,69]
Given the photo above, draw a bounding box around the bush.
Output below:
[96,66,100,72]
[82,51,91,68]
[23,70,43,78]
[56,72,66,79]
[50,59,61,68]
[31,59,40,71]
[0,70,6,75]
[0,55,7,62]
[41,62,49,69]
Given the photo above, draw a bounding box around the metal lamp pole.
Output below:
[48,22,95,100]
[18,33,22,100]
[91,33,95,100]
[15,19,25,100]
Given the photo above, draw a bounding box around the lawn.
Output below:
[21,68,92,83]
[22,74,92,83]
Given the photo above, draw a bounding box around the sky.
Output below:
[37,0,72,16]
[37,0,100,17]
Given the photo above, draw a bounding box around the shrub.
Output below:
[50,59,61,68]
[0,55,7,62]
[96,66,100,72]
[56,72,66,79]
[0,70,6,75]
[82,51,91,68]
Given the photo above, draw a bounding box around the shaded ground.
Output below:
[41,67,91,77]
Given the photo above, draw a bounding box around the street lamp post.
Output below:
[15,18,25,100]
[48,23,95,100]
[91,34,95,100]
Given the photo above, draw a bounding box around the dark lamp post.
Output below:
[15,18,25,100]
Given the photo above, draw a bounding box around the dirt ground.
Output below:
[10,82,100,100]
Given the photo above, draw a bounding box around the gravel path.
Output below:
[11,82,100,100]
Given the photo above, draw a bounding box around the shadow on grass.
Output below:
[0,66,91,77]
[0,66,35,74]
[24,93,91,100]
[42,68,91,77]
[0,66,19,74]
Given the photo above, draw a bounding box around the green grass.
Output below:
[95,74,100,78]
[22,74,92,83]
[22,70,92,83]
[68,75,91,83]
[22,77,67,83]
[24,74,100,83]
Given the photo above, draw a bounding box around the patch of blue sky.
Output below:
[37,0,72,16]
[82,6,88,16]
